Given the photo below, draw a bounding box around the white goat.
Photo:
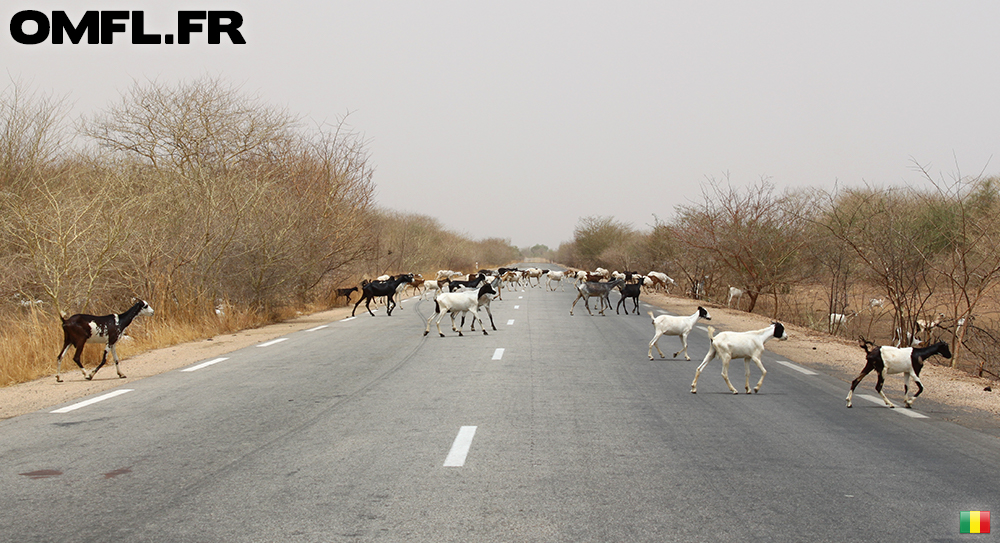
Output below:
[691,322,789,394]
[646,271,675,292]
[647,307,712,360]
[726,286,744,308]
[545,270,566,291]
[424,283,496,337]
[829,310,857,327]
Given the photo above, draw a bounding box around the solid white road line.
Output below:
[181,357,229,372]
[857,394,929,418]
[492,348,505,360]
[305,325,328,332]
[444,426,477,467]
[774,360,818,375]
[51,389,134,413]
[257,338,289,347]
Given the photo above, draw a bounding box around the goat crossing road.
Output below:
[6,264,998,542]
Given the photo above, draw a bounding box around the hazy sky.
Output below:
[4,1,1000,248]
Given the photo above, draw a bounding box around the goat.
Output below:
[868,298,885,309]
[352,274,413,317]
[646,271,675,292]
[425,283,497,337]
[615,282,643,315]
[545,270,566,291]
[420,279,443,300]
[334,286,358,305]
[447,273,486,292]
[916,312,945,333]
[726,286,744,308]
[523,268,544,288]
[829,310,857,328]
[463,276,503,332]
[846,338,952,408]
[647,307,712,360]
[570,279,625,316]
[56,299,155,382]
[691,322,788,394]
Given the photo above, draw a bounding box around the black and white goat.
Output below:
[647,307,711,360]
[846,338,952,408]
[691,322,788,394]
[425,283,496,337]
[55,299,155,382]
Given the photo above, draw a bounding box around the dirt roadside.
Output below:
[2,292,997,437]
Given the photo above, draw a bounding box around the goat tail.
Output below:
[59,311,68,322]
[706,325,716,341]
[648,311,656,324]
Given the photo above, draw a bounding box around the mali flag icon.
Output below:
[961,511,990,534]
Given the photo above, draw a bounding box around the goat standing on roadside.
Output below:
[56,299,155,382]
[691,322,788,394]
[726,286,744,308]
[846,337,952,409]
[647,307,712,360]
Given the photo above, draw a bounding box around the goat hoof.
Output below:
[55,376,63,383]
[118,374,127,379]
[846,403,852,408]
[423,331,429,336]
[438,333,445,337]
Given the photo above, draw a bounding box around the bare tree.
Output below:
[674,177,808,314]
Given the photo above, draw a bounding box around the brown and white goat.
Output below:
[56,299,154,382]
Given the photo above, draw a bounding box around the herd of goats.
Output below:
[47,266,953,412]
[333,266,953,409]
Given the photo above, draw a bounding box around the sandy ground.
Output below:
[3,292,997,436]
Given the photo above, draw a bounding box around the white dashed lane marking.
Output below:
[492,348,505,360]
[507,319,515,325]
[857,395,929,418]
[304,325,328,332]
[51,389,134,413]
[444,426,477,467]
[774,360,818,375]
[182,357,229,372]
[257,338,289,347]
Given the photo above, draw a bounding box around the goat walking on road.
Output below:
[691,322,788,394]
[846,338,952,409]
[647,307,711,360]
[56,299,155,382]
[570,279,624,316]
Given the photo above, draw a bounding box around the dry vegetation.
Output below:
[557,176,1000,383]
[0,77,518,386]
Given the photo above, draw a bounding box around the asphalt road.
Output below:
[2,265,997,542]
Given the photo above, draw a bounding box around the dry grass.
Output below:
[0,295,298,387]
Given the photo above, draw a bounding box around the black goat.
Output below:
[615,282,642,315]
[334,286,358,304]
[447,273,486,292]
[352,274,413,317]
[56,299,154,382]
